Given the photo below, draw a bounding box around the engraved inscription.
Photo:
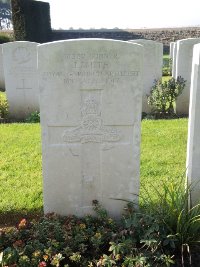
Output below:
[65,53,119,60]
[42,52,139,87]
[63,96,121,143]
[16,79,32,90]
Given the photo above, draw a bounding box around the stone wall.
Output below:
[52,27,200,54]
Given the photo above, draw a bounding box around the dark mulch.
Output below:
[0,211,43,228]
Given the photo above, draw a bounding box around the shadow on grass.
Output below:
[0,208,43,227]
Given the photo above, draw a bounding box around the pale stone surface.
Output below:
[0,45,5,90]
[2,41,39,119]
[129,39,163,113]
[186,43,200,206]
[170,42,175,59]
[38,39,143,218]
[175,38,200,115]
[172,42,177,78]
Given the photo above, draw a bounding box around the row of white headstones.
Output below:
[1,38,199,217]
[170,38,200,114]
[1,39,164,118]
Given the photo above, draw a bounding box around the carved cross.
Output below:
[62,92,121,214]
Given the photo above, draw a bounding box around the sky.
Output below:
[40,0,200,30]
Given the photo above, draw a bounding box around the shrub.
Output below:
[11,0,52,42]
[0,32,13,44]
[147,76,186,118]
[25,111,40,123]
[0,94,8,119]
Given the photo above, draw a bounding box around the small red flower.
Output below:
[18,219,27,229]
[38,261,47,267]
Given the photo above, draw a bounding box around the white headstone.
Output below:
[172,42,177,78]
[0,45,5,90]
[38,39,143,218]
[186,43,200,206]
[2,41,39,119]
[129,39,163,113]
[170,42,175,59]
[175,38,200,115]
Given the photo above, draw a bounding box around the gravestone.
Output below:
[186,43,200,206]
[129,39,163,113]
[170,42,175,59]
[0,45,5,91]
[38,39,143,218]
[172,42,177,78]
[2,41,39,119]
[175,38,200,115]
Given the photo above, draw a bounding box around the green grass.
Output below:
[140,119,188,202]
[0,119,188,224]
[0,123,42,223]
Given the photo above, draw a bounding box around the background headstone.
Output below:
[129,39,163,113]
[186,43,200,206]
[38,39,143,218]
[170,42,175,59]
[172,42,177,78]
[0,45,5,91]
[175,38,200,115]
[3,41,39,119]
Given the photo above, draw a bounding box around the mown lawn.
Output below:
[0,119,188,224]
[140,119,188,200]
[0,123,42,224]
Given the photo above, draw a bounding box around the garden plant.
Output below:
[147,76,186,118]
[1,182,200,267]
[0,93,8,120]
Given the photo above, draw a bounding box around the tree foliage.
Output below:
[0,0,12,29]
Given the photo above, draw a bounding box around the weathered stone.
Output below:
[0,45,5,90]
[38,39,143,218]
[175,38,200,115]
[172,42,177,78]
[2,41,39,119]
[186,43,200,206]
[170,42,175,59]
[129,39,163,113]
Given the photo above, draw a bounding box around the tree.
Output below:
[11,0,52,42]
[0,0,12,30]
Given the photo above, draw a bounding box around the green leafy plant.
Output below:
[0,32,13,44]
[25,111,40,123]
[147,76,186,117]
[0,94,8,119]
[141,175,200,266]
[1,182,200,266]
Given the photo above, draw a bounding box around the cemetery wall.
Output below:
[52,27,200,54]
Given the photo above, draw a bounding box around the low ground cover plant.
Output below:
[1,179,200,267]
[25,111,40,123]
